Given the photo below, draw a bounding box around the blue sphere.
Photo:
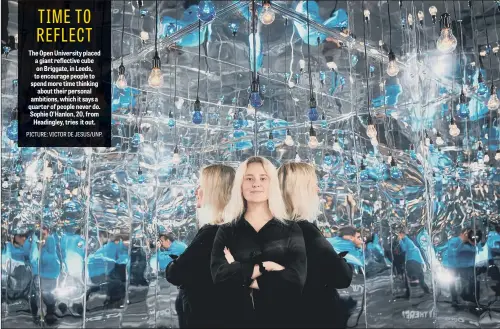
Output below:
[250,92,263,108]
[457,103,469,118]
[192,110,203,124]
[168,118,175,128]
[360,170,369,181]
[390,166,402,179]
[266,140,276,152]
[7,120,18,141]
[308,107,319,121]
[198,1,216,23]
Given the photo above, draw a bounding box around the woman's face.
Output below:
[242,162,270,204]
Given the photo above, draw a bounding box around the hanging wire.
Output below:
[174,0,178,141]
[252,0,257,80]
[306,0,314,100]
[481,0,494,84]
[121,0,125,64]
[362,0,370,116]
[284,17,288,120]
[387,0,392,49]
[155,0,158,52]
[197,19,202,99]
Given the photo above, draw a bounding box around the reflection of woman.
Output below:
[166,164,235,328]
[211,156,307,327]
[278,162,352,328]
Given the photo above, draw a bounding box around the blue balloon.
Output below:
[161,5,210,48]
[293,1,348,46]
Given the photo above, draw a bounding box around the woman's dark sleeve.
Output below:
[311,225,353,288]
[256,223,307,293]
[211,226,254,287]
[165,229,206,286]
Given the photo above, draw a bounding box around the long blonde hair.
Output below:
[278,162,321,222]
[198,164,236,226]
[223,156,288,222]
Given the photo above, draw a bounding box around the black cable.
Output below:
[363,0,370,116]
[481,0,493,84]
[387,0,392,48]
[197,19,201,99]
[121,0,125,64]
[306,0,313,99]
[155,0,158,52]
[252,0,257,80]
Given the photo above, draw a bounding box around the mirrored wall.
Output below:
[2,0,500,328]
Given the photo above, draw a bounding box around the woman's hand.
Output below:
[262,261,285,272]
[224,247,235,264]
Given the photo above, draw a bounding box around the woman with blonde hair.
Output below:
[166,164,236,328]
[278,162,353,328]
[211,156,307,328]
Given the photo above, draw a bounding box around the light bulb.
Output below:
[149,68,163,88]
[367,124,377,139]
[429,6,437,16]
[425,136,431,146]
[295,152,301,162]
[417,11,424,23]
[2,181,8,189]
[449,122,460,137]
[140,31,149,42]
[284,129,294,146]
[308,136,319,149]
[172,146,181,165]
[387,51,399,76]
[260,7,275,25]
[407,14,414,27]
[299,59,306,72]
[484,154,490,163]
[327,61,338,71]
[436,133,444,146]
[198,1,216,23]
[115,64,127,89]
[495,150,500,161]
[436,28,457,53]
[364,9,370,21]
[175,97,184,110]
[333,139,342,152]
[488,86,500,110]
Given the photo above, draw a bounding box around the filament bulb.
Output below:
[436,28,458,53]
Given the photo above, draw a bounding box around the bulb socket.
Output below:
[309,97,317,108]
[168,111,173,118]
[11,107,18,121]
[262,0,271,8]
[174,145,179,154]
[367,114,373,125]
[152,51,161,69]
[460,90,467,104]
[251,79,260,93]
[410,144,415,150]
[268,131,273,140]
[286,129,291,136]
[118,64,126,75]
[441,13,452,29]
[194,98,201,112]
[390,157,397,167]
[490,84,497,95]
[309,124,316,137]
[388,50,396,62]
[478,72,484,83]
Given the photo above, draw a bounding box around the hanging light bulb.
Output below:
[333,137,342,152]
[321,113,328,128]
[308,124,319,149]
[175,97,184,110]
[198,0,216,23]
[429,6,437,24]
[140,31,149,42]
[449,118,460,137]
[366,115,377,139]
[172,146,181,165]
[488,85,500,110]
[363,9,370,22]
[386,50,399,76]
[435,132,444,146]
[484,153,490,163]
[295,152,302,162]
[436,13,457,53]
[425,132,431,146]
[266,131,276,151]
[284,129,294,146]
[327,61,338,72]
[192,98,203,124]
[168,111,175,127]
[249,78,263,108]
[2,178,8,189]
[417,11,425,26]
[495,150,500,161]
[260,0,275,25]
[407,14,414,29]
[308,97,319,121]
[148,51,163,88]
[115,64,127,89]
[299,59,306,73]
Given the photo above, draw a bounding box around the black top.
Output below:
[211,216,307,328]
[165,224,221,328]
[296,220,353,328]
